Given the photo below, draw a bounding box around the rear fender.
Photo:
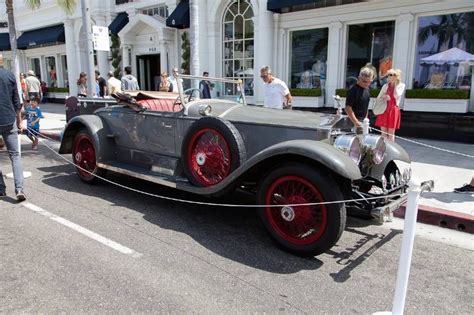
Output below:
[58,115,115,162]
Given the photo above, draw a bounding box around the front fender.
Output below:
[241,140,362,180]
[58,115,115,162]
[370,140,411,177]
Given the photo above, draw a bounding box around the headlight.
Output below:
[334,135,361,165]
[361,134,386,165]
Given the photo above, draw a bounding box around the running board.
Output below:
[97,162,178,188]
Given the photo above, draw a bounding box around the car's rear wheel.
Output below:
[182,117,246,187]
[257,163,346,256]
[72,129,105,184]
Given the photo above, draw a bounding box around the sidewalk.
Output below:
[37,102,474,233]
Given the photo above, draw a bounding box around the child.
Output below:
[25,97,44,150]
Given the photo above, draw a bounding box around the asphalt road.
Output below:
[1,139,473,313]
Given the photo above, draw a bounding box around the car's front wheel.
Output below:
[72,128,105,184]
[257,163,346,256]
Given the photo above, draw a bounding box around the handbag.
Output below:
[372,97,387,115]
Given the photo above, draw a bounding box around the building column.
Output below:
[326,21,343,107]
[122,44,131,71]
[94,15,110,78]
[393,13,414,109]
[254,0,274,105]
[159,40,169,74]
[64,18,78,96]
[56,53,63,88]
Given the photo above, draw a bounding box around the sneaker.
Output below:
[0,191,6,197]
[453,184,474,194]
[16,190,26,202]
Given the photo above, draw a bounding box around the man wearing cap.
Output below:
[0,62,26,201]
[25,70,42,102]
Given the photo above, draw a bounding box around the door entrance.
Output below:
[137,54,160,91]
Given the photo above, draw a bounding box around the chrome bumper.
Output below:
[370,193,408,223]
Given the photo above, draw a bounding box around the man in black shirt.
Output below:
[345,67,374,130]
[95,70,107,97]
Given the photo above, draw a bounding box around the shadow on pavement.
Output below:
[36,159,395,275]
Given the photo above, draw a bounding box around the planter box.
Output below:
[292,96,324,108]
[403,98,469,113]
[47,92,69,100]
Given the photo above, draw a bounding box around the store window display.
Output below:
[290,28,328,92]
[346,21,394,89]
[413,12,474,90]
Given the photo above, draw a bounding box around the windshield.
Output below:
[177,74,246,105]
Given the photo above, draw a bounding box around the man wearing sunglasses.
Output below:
[260,66,293,110]
[345,67,374,131]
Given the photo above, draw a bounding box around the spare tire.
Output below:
[182,117,246,187]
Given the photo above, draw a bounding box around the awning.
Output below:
[17,24,65,49]
[109,12,129,35]
[267,0,316,13]
[166,0,189,29]
[0,33,10,51]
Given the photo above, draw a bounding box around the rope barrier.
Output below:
[369,126,474,159]
[28,127,406,208]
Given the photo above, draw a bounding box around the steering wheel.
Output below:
[184,88,202,102]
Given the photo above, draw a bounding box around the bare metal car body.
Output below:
[59,75,411,256]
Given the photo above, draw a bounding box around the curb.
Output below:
[394,204,474,234]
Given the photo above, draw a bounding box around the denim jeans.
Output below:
[0,123,24,193]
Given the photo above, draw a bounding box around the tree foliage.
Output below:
[181,32,190,74]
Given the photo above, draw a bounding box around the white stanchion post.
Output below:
[363,117,370,134]
[374,179,433,315]
[391,180,421,315]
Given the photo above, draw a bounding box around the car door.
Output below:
[140,111,177,156]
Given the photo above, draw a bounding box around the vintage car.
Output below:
[59,75,411,256]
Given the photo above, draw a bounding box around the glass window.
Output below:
[31,58,41,80]
[290,28,328,92]
[346,21,395,89]
[61,55,68,88]
[45,56,57,87]
[413,12,474,90]
[222,0,254,96]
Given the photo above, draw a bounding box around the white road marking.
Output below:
[22,202,142,258]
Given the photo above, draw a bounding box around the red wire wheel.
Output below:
[258,163,346,256]
[182,117,246,187]
[187,128,231,186]
[72,129,104,183]
[264,175,328,245]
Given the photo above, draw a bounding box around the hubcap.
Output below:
[281,206,295,221]
[196,152,206,166]
[75,152,82,163]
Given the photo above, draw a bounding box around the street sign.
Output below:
[92,25,110,51]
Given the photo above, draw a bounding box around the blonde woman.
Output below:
[374,69,405,141]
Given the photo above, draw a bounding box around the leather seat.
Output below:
[137,98,181,112]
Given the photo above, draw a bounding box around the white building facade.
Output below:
[1,0,473,110]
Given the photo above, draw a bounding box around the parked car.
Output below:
[59,74,411,256]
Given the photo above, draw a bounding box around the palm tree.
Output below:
[5,0,76,98]
[418,13,467,52]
